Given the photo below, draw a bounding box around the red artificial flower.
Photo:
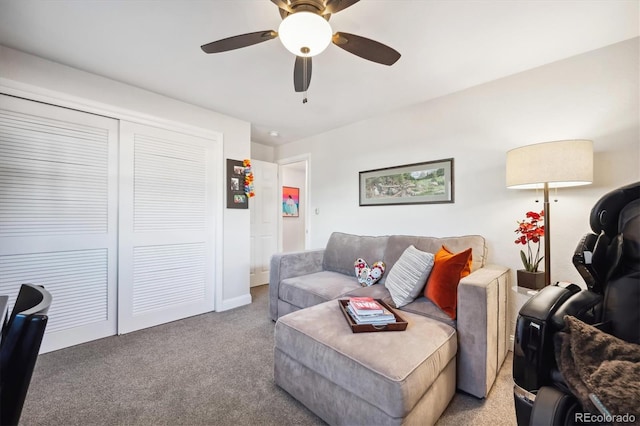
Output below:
[514,210,545,272]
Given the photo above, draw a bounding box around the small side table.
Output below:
[510,286,539,350]
[512,285,539,297]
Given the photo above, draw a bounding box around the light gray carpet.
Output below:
[20,285,516,425]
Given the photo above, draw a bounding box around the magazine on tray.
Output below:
[348,297,385,316]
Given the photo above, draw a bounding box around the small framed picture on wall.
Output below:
[227,158,248,209]
[282,186,299,217]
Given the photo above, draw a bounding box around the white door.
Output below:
[0,94,118,353]
[249,160,278,287]
[118,121,217,334]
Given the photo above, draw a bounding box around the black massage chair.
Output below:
[512,181,640,425]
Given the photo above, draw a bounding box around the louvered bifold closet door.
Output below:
[0,94,118,353]
[118,121,216,334]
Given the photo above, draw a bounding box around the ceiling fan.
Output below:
[201,0,401,102]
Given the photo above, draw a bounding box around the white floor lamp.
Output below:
[506,139,594,286]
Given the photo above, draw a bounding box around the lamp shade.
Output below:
[278,12,332,57]
[506,139,593,189]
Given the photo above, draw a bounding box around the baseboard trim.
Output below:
[219,293,252,311]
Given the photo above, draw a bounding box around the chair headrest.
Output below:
[619,198,640,268]
[590,181,640,237]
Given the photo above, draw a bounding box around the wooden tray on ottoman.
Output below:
[338,299,408,333]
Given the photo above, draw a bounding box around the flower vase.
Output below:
[517,270,546,290]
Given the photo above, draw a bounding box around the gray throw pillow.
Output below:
[384,245,435,308]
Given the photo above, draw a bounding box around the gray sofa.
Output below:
[270,232,509,399]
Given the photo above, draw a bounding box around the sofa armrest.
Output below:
[269,249,325,321]
[456,264,510,398]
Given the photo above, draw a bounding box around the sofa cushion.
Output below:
[345,278,396,307]
[323,232,389,276]
[400,296,456,327]
[279,271,361,310]
[347,279,456,327]
[384,245,435,308]
[424,246,473,319]
[384,235,486,276]
[345,285,455,327]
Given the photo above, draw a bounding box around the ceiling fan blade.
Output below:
[294,56,312,92]
[270,0,293,14]
[324,0,360,15]
[332,32,401,65]
[201,30,277,54]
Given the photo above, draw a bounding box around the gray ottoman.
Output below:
[274,299,458,425]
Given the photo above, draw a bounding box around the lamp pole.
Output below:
[543,182,551,285]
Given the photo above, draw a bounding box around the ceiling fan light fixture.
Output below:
[278,12,332,57]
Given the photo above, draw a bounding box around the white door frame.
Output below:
[277,154,311,251]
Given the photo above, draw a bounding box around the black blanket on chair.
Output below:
[555,315,640,422]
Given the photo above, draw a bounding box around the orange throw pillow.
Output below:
[424,246,473,319]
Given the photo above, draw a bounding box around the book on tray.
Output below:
[347,297,396,325]
[349,297,385,315]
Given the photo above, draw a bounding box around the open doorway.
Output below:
[279,156,309,252]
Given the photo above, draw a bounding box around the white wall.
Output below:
[282,165,306,252]
[276,38,639,336]
[0,45,252,311]
[251,141,275,163]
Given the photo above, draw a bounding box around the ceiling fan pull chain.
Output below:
[303,57,309,103]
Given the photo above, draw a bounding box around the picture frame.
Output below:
[359,158,454,206]
[282,186,300,217]
[227,158,248,209]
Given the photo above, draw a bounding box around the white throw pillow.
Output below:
[384,245,435,308]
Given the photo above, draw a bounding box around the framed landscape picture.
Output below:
[282,186,300,217]
[359,158,454,206]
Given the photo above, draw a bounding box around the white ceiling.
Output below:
[0,1,638,146]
